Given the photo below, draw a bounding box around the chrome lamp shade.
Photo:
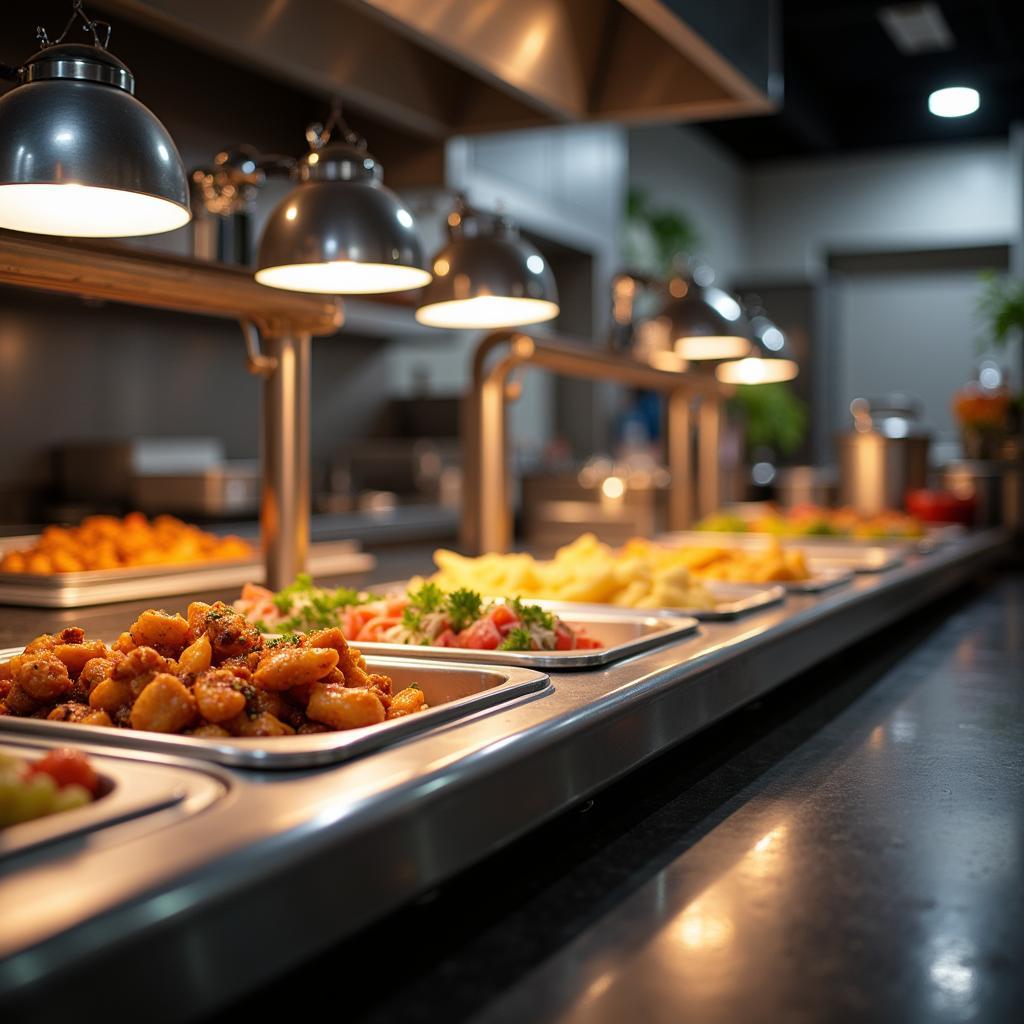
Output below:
[415,204,559,329]
[0,43,190,237]
[256,141,429,295]
[716,315,798,384]
[657,278,752,361]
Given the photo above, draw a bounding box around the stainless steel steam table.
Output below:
[0,529,1010,1021]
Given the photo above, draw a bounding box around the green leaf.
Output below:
[445,588,484,632]
[498,627,533,651]
[730,383,807,455]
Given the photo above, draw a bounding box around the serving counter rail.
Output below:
[0,528,1010,1020]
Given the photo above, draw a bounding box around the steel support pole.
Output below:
[666,389,692,530]
[697,396,722,519]
[261,332,311,589]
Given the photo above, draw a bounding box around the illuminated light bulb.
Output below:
[928,87,979,118]
[0,183,189,237]
[255,261,430,295]
[675,335,751,360]
[415,295,558,329]
[716,355,798,385]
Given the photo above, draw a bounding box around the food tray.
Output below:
[0,655,550,770]
[350,609,700,669]
[0,739,194,858]
[655,531,901,575]
[0,539,376,608]
[781,566,856,592]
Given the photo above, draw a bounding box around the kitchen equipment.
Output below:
[941,460,1003,528]
[837,395,931,514]
[0,657,550,770]
[132,461,260,517]
[774,465,838,507]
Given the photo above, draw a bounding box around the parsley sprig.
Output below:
[498,627,534,651]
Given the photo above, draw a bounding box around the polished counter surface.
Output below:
[238,571,1024,1023]
[0,532,1016,1020]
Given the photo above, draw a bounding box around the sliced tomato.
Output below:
[435,629,458,647]
[457,618,503,650]
[554,624,574,651]
[575,635,604,650]
[489,604,518,629]
[27,749,100,795]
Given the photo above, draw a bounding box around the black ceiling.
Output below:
[697,0,1024,161]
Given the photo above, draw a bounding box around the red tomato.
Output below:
[436,629,458,647]
[575,635,603,650]
[489,604,518,628]
[554,624,574,651]
[27,748,100,795]
[457,619,503,650]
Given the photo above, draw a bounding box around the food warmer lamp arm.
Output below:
[463,329,730,554]
[0,230,339,588]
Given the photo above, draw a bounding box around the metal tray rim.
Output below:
[0,654,551,770]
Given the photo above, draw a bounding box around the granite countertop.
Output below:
[222,570,1024,1023]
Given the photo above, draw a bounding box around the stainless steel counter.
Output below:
[0,529,1010,1020]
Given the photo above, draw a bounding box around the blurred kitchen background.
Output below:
[1,0,1022,544]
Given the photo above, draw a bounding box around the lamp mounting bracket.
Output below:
[37,1,111,51]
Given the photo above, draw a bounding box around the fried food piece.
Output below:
[190,723,231,739]
[224,711,295,737]
[129,610,191,657]
[47,702,114,727]
[188,601,263,662]
[253,646,338,691]
[307,683,385,730]
[5,682,41,716]
[79,655,124,695]
[129,673,196,733]
[14,652,72,701]
[194,668,247,723]
[177,634,212,675]
[88,677,135,714]
[53,640,110,677]
[387,685,426,720]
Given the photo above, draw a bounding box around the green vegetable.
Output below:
[445,588,484,632]
[408,581,444,613]
[498,627,534,652]
[269,574,372,632]
[509,597,554,631]
[267,632,303,648]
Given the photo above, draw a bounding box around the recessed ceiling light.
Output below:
[928,86,980,118]
[879,3,954,55]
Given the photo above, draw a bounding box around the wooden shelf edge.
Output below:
[0,231,343,337]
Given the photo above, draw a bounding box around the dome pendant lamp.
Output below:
[415,196,559,329]
[256,104,429,294]
[0,1,190,237]
[656,273,752,361]
[716,312,798,384]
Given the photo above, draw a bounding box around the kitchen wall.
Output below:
[747,140,1018,276]
[627,125,749,281]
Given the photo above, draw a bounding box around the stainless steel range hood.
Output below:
[96,0,777,139]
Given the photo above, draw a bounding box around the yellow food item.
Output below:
[429,532,814,610]
[430,533,719,611]
[0,513,251,574]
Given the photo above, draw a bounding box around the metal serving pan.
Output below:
[0,539,375,608]
[655,531,899,575]
[349,610,700,669]
[0,738,224,859]
[0,655,550,770]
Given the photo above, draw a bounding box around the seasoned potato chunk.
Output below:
[224,711,295,737]
[194,668,247,723]
[129,610,191,657]
[47,702,113,727]
[129,674,196,733]
[253,646,338,691]
[307,684,385,730]
[387,685,426,720]
[15,652,72,701]
[53,640,109,677]
[177,634,212,675]
[88,677,135,713]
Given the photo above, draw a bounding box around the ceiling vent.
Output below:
[878,2,955,54]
